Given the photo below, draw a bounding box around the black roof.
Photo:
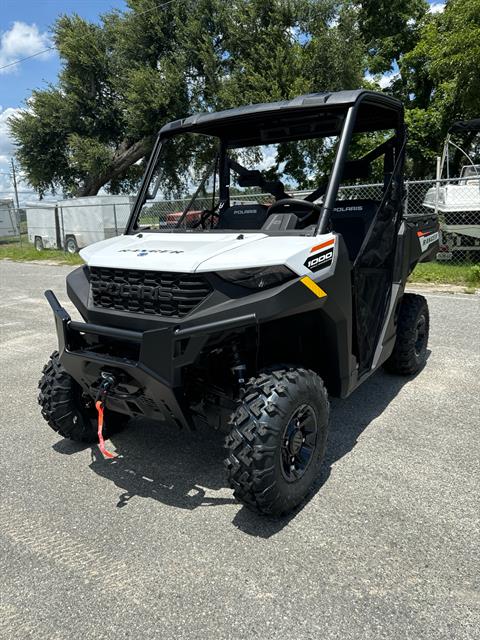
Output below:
[449,119,480,133]
[160,90,402,145]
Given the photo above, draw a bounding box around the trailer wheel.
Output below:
[34,236,44,252]
[225,367,329,516]
[38,351,129,443]
[65,236,78,254]
[384,293,429,375]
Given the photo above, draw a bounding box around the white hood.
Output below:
[80,232,267,272]
[80,231,337,277]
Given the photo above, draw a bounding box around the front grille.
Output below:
[90,267,212,317]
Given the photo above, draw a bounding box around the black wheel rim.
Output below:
[414,314,427,356]
[280,404,318,483]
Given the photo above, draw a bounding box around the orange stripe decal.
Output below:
[310,238,335,253]
[417,231,425,237]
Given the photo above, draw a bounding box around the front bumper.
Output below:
[45,290,255,428]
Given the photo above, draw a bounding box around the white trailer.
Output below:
[26,202,58,250]
[57,195,135,253]
[0,199,19,238]
[26,195,136,252]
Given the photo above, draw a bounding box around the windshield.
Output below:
[132,132,342,234]
[461,165,480,178]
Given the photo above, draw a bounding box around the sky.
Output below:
[0,0,128,202]
[0,0,446,205]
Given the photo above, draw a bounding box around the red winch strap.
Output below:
[95,400,117,459]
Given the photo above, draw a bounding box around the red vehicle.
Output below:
[165,210,202,227]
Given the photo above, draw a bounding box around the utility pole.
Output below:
[11,159,20,210]
[11,159,22,245]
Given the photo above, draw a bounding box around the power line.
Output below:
[126,0,183,18]
[0,0,183,72]
[0,47,55,72]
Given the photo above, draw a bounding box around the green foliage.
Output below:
[9,0,369,196]
[357,0,429,73]
[467,264,480,286]
[8,0,480,195]
[10,1,189,197]
[401,0,480,176]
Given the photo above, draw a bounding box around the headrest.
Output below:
[216,204,269,230]
[331,199,378,219]
[262,213,298,231]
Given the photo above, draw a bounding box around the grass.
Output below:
[408,262,480,289]
[1,241,479,290]
[0,242,84,265]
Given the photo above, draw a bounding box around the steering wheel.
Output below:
[267,198,321,224]
[192,208,220,229]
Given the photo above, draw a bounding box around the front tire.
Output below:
[65,236,78,254]
[225,367,329,516]
[38,351,128,442]
[384,293,429,375]
[34,236,44,251]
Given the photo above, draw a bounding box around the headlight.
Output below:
[216,266,295,289]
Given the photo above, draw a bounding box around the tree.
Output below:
[9,0,441,196]
[9,0,368,197]
[9,1,190,196]
[356,0,428,74]
[400,0,480,176]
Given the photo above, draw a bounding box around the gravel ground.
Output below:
[0,260,479,640]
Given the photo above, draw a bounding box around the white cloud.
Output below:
[429,3,445,14]
[0,106,17,195]
[364,71,398,89]
[0,22,53,74]
[0,106,38,203]
[379,73,398,89]
[0,106,21,156]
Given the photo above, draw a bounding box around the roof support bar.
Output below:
[316,104,358,235]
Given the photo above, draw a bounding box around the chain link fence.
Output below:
[2,179,479,264]
[405,177,480,263]
[333,177,479,263]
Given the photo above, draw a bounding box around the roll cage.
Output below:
[126,90,405,237]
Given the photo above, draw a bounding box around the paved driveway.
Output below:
[0,260,479,639]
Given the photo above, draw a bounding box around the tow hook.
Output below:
[94,372,117,459]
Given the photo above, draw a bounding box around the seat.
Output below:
[330,199,378,261]
[262,213,299,231]
[215,203,269,230]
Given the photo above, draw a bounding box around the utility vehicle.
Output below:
[39,90,439,516]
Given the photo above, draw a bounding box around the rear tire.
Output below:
[384,293,429,375]
[38,351,128,442]
[225,367,329,516]
[34,236,44,252]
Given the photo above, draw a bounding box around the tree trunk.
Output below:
[75,136,154,196]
